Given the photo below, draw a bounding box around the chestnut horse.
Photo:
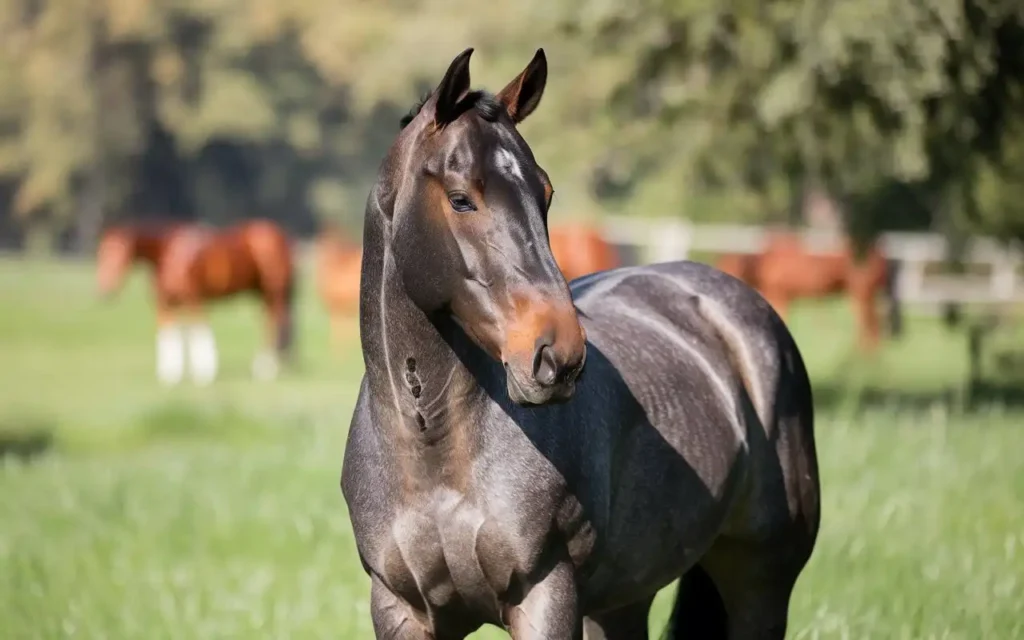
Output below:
[314,224,363,349]
[548,223,620,281]
[716,232,903,352]
[96,219,296,385]
[341,48,819,639]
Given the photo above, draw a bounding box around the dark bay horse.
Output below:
[548,223,621,281]
[341,48,820,639]
[314,224,363,350]
[96,218,296,385]
[716,232,903,352]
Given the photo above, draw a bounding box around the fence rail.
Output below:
[598,219,1024,308]
[4,220,1023,308]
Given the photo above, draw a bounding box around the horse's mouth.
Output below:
[504,363,578,407]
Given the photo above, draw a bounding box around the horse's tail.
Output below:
[661,565,728,640]
[884,257,903,339]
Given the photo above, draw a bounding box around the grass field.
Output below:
[2,257,1023,639]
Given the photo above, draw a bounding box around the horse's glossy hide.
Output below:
[342,47,820,640]
[343,260,820,636]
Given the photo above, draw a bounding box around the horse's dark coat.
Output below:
[341,48,820,639]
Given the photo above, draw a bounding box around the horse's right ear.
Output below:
[433,48,473,127]
[496,48,547,124]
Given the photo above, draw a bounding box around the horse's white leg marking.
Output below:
[156,324,185,386]
[494,146,525,183]
[187,323,218,386]
[251,350,280,381]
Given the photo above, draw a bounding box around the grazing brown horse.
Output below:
[96,218,296,385]
[548,223,621,282]
[341,48,819,639]
[314,224,363,349]
[716,232,903,352]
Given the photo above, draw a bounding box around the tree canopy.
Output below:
[0,0,1022,251]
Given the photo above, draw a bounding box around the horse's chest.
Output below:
[380,491,520,621]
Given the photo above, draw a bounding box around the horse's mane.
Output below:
[399,90,503,129]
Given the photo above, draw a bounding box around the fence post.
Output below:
[650,221,693,263]
[991,258,1018,302]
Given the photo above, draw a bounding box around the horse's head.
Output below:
[383,47,586,406]
[95,225,137,298]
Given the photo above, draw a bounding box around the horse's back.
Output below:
[571,260,819,555]
[158,220,292,300]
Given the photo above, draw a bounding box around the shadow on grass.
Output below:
[813,378,1024,416]
[0,418,55,462]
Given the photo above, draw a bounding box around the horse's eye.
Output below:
[447,192,476,213]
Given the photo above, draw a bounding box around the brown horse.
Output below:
[342,47,819,639]
[314,224,363,349]
[96,218,296,385]
[548,222,620,281]
[716,232,903,352]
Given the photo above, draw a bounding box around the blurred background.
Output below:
[2,0,1024,638]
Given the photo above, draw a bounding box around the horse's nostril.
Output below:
[533,344,560,386]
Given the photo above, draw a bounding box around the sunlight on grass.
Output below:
[2,257,1023,639]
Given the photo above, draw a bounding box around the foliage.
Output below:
[1,0,1024,249]
[565,0,1024,239]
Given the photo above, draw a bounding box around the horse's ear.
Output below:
[496,48,547,124]
[434,47,474,127]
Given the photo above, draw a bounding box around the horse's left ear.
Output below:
[434,47,474,127]
[497,48,548,124]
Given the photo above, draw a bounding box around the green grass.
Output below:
[1,257,1023,639]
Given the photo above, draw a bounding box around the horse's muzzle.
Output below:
[504,342,586,406]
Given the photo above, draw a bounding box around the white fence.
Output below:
[599,219,1024,309]
[5,219,1022,309]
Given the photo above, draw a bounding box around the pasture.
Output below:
[1,257,1023,639]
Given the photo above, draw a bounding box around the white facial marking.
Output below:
[187,323,218,386]
[156,324,185,386]
[494,146,525,183]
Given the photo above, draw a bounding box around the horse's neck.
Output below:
[359,211,487,450]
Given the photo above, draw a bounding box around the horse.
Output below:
[95,218,296,385]
[715,231,903,352]
[314,224,363,350]
[340,48,820,639]
[548,223,621,281]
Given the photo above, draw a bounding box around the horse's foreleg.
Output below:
[182,308,218,386]
[252,298,288,381]
[853,290,881,354]
[368,575,433,640]
[155,309,185,386]
[506,561,581,640]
